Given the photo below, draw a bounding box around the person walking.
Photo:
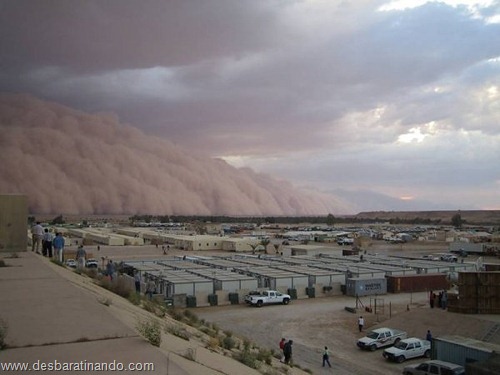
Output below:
[283,340,293,365]
[53,232,65,262]
[322,346,332,367]
[358,316,364,332]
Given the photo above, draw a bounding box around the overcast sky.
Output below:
[1,0,499,212]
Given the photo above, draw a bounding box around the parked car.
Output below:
[337,237,354,245]
[244,290,291,307]
[382,337,431,363]
[438,253,458,262]
[402,360,465,375]
[357,327,407,351]
[65,259,76,268]
[85,258,99,268]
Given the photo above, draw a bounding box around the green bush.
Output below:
[243,338,252,351]
[142,300,166,317]
[127,292,141,305]
[257,348,273,365]
[222,336,236,350]
[167,308,184,321]
[136,318,161,347]
[234,349,260,370]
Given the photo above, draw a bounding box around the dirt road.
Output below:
[197,291,498,375]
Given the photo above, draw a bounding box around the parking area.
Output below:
[197,291,498,375]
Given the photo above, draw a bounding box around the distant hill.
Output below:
[354,210,500,225]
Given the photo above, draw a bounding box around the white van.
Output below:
[402,359,465,375]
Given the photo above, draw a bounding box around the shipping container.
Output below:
[432,335,500,367]
[386,273,448,293]
[449,272,500,314]
[345,277,387,297]
[342,249,359,256]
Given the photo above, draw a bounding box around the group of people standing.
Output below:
[429,290,448,309]
[31,221,65,262]
[279,338,294,365]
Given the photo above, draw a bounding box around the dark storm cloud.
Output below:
[0,0,282,73]
[0,0,499,211]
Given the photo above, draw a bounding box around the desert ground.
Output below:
[87,239,500,375]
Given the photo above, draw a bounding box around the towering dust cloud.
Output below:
[0,94,350,215]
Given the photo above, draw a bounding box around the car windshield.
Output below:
[394,341,408,350]
[366,332,379,339]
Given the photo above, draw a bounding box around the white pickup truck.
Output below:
[244,290,291,307]
[382,337,431,363]
[357,327,407,351]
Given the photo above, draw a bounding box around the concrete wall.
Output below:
[0,195,28,252]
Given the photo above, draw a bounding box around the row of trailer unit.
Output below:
[64,228,144,246]
[121,252,472,307]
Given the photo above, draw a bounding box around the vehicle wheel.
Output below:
[370,344,377,351]
[396,355,405,363]
[424,350,431,358]
[283,298,290,305]
[256,300,263,307]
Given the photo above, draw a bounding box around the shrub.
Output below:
[98,277,131,299]
[222,336,236,350]
[223,330,233,337]
[0,260,6,268]
[82,268,98,279]
[207,337,220,350]
[183,309,199,325]
[136,318,161,347]
[0,318,7,350]
[234,349,260,370]
[243,338,252,351]
[167,308,184,321]
[200,326,217,337]
[165,324,190,341]
[127,292,141,306]
[257,348,272,365]
[142,300,166,317]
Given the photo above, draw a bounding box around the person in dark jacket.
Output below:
[283,340,293,365]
